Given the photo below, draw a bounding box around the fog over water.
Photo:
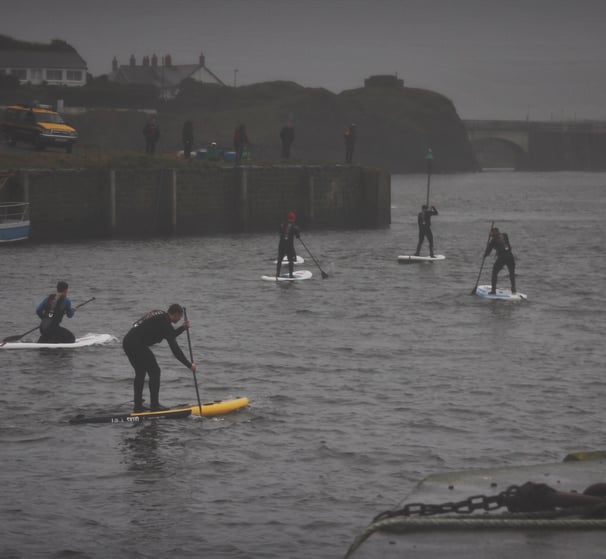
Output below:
[3,0,606,120]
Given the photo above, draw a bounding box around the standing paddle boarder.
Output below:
[414,204,439,258]
[276,211,300,279]
[484,227,517,294]
[36,281,77,343]
[123,304,197,413]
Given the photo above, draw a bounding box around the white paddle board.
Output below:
[475,285,527,301]
[1,333,118,350]
[261,270,313,282]
[398,254,445,263]
[273,255,304,265]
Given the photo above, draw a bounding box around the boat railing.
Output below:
[0,202,30,223]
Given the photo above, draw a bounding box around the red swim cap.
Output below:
[288,211,296,221]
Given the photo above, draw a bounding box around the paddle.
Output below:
[471,222,495,295]
[183,307,203,417]
[425,147,434,207]
[2,296,96,343]
[298,237,329,279]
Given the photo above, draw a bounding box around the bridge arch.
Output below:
[464,121,529,169]
[469,136,528,170]
[463,119,606,171]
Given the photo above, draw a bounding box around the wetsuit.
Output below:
[36,293,75,343]
[182,120,193,159]
[415,206,438,257]
[280,125,294,159]
[143,121,160,155]
[344,126,356,163]
[234,125,250,162]
[122,310,192,411]
[276,221,300,277]
[484,231,516,293]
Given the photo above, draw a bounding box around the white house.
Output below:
[0,50,88,87]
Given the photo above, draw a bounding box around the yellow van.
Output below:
[1,104,78,153]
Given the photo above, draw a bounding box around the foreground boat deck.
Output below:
[347,453,606,559]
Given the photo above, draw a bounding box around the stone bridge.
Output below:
[463,119,606,170]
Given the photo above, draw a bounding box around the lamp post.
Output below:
[425,147,434,207]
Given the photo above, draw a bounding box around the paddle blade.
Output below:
[321,271,329,279]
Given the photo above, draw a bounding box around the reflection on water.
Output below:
[122,422,164,473]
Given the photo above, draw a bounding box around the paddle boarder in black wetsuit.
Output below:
[414,205,438,257]
[484,227,516,294]
[122,304,196,412]
[36,281,76,343]
[276,211,300,279]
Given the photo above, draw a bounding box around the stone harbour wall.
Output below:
[4,164,390,240]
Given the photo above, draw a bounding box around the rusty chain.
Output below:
[373,485,522,522]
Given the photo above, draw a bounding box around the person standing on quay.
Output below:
[280,122,295,159]
[182,120,194,159]
[234,124,251,163]
[344,123,357,163]
[143,116,160,155]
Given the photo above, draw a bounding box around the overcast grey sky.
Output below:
[3,0,605,120]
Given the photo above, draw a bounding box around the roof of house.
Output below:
[0,50,87,69]
[113,63,225,88]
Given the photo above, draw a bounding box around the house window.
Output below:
[47,69,63,80]
[66,70,83,81]
[11,68,27,79]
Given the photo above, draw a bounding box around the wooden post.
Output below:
[425,148,434,207]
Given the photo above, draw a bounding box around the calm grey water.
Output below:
[1,171,605,559]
